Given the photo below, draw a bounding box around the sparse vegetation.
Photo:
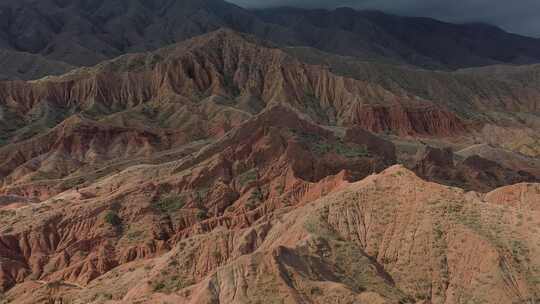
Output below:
[0,210,15,219]
[1,21,540,304]
[125,229,145,242]
[293,130,370,157]
[275,181,286,195]
[237,169,258,188]
[104,211,122,226]
[194,188,209,204]
[155,194,186,214]
[60,177,86,190]
[152,281,166,292]
[196,209,208,221]
[93,293,113,301]
[249,187,264,203]
[152,275,195,293]
[310,286,323,296]
[45,280,64,289]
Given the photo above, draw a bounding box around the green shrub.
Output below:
[237,169,258,188]
[294,131,369,157]
[335,143,370,158]
[245,201,257,211]
[275,182,286,195]
[125,230,145,242]
[153,282,166,292]
[249,187,264,202]
[0,210,15,218]
[196,210,208,221]
[104,211,122,226]
[96,293,113,300]
[155,195,186,213]
[151,276,194,293]
[310,286,323,296]
[194,188,209,204]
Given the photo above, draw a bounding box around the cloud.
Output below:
[228,0,540,37]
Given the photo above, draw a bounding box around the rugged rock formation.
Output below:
[413,145,539,191]
[3,29,540,154]
[0,105,393,293]
[0,24,539,304]
[457,143,540,176]
[0,29,492,148]
[344,126,396,164]
[413,146,456,180]
[2,165,540,304]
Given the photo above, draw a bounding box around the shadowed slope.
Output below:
[1,0,540,79]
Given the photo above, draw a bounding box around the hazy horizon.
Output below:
[229,0,540,37]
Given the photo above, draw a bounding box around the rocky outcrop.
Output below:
[461,155,538,190]
[0,115,175,200]
[0,26,538,304]
[349,103,466,136]
[413,145,540,191]
[0,105,393,292]
[1,27,540,161]
[414,145,454,175]
[0,29,470,142]
[344,126,396,164]
[4,166,539,304]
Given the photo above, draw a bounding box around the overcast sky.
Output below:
[228,0,540,37]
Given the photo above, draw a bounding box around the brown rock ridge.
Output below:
[0,29,468,141]
[0,115,174,200]
[413,145,539,192]
[0,27,538,304]
[3,29,540,174]
[0,105,536,303]
[0,105,396,293]
[4,166,540,304]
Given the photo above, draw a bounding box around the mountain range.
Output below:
[3,0,540,80]
[0,1,540,303]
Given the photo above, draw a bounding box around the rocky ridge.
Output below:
[0,27,538,304]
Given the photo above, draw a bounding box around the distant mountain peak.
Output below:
[1,0,540,80]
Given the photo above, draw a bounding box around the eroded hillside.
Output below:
[0,28,539,304]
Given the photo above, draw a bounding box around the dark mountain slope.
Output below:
[0,49,74,80]
[0,0,295,68]
[2,0,540,79]
[254,7,540,69]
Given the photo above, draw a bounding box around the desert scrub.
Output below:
[155,194,186,213]
[125,229,145,243]
[310,286,323,296]
[152,281,166,292]
[194,187,209,204]
[0,210,15,219]
[104,211,122,226]
[275,180,286,195]
[196,209,208,221]
[237,169,258,188]
[249,187,264,202]
[92,293,113,301]
[59,177,86,190]
[152,276,194,293]
[246,185,269,210]
[334,142,370,158]
[212,250,221,260]
[293,130,369,157]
